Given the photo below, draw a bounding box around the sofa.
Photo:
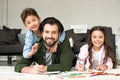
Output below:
[0,25,116,66]
[65,26,116,66]
[0,26,25,65]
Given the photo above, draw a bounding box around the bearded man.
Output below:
[15,17,73,74]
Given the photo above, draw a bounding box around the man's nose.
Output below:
[48,33,52,37]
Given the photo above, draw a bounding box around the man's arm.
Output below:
[14,56,47,74]
[14,57,33,72]
[21,65,44,74]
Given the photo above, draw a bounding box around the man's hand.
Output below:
[39,65,47,72]
[21,65,41,74]
[21,64,47,74]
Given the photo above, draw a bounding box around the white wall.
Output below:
[0,0,8,28]
[0,0,2,27]
[2,0,120,35]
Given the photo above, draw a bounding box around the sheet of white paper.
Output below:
[42,71,61,75]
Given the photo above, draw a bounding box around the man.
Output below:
[15,17,73,74]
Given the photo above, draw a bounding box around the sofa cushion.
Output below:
[0,44,23,54]
[66,29,85,42]
[65,29,88,53]
[0,25,21,45]
[73,33,88,53]
[3,25,21,34]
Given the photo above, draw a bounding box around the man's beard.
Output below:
[44,38,58,47]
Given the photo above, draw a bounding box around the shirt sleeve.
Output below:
[76,44,89,66]
[23,30,37,58]
[105,57,113,69]
[59,31,66,43]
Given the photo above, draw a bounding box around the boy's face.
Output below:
[24,15,40,32]
[42,24,60,47]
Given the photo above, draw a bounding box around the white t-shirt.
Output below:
[92,51,100,69]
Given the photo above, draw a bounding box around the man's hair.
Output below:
[21,8,39,24]
[40,17,64,34]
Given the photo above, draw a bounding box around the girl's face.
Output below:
[91,30,105,51]
[24,15,40,32]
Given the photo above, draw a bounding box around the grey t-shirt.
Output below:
[45,52,52,66]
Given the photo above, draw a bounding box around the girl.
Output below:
[76,26,116,71]
[21,8,65,58]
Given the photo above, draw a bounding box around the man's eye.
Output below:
[52,31,57,34]
[45,31,49,33]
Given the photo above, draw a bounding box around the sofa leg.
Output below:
[7,55,12,65]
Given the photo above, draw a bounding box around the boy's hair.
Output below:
[21,8,39,24]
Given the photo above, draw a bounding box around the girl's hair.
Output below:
[21,8,40,24]
[87,26,116,69]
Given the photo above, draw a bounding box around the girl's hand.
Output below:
[96,65,108,71]
[76,64,85,71]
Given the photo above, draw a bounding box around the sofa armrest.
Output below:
[17,33,25,46]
